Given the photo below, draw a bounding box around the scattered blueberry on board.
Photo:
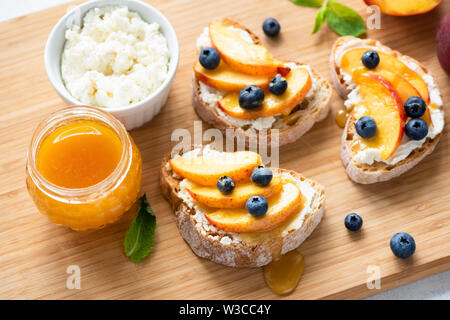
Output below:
[251,166,273,187]
[405,118,428,140]
[361,50,380,69]
[344,213,363,231]
[355,116,377,139]
[269,75,288,95]
[199,47,220,70]
[246,196,268,217]
[390,232,416,258]
[404,96,427,118]
[217,176,235,195]
[262,18,280,37]
[239,85,265,110]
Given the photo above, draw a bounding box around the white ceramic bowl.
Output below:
[45,0,179,130]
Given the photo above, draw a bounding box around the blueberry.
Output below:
[390,232,416,258]
[404,96,427,118]
[405,118,428,140]
[361,50,380,69]
[246,196,268,217]
[355,116,377,139]
[269,75,288,95]
[251,166,273,186]
[262,18,280,37]
[199,47,220,70]
[239,85,265,110]
[217,176,235,195]
[344,213,363,231]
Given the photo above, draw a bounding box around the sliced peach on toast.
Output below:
[363,0,442,16]
[205,180,302,233]
[193,61,271,92]
[374,70,420,104]
[340,48,430,103]
[352,72,406,160]
[218,67,312,119]
[185,176,282,209]
[209,20,289,77]
[169,151,261,186]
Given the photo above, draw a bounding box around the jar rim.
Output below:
[26,105,133,203]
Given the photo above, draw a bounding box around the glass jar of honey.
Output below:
[26,106,142,231]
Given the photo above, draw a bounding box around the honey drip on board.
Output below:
[335,108,350,128]
[263,250,305,296]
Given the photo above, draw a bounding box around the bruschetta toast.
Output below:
[160,144,325,267]
[192,19,332,147]
[330,36,445,184]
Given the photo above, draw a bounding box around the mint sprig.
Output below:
[124,194,157,263]
[312,3,329,34]
[291,0,366,37]
[290,0,323,7]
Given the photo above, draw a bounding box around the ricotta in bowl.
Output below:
[61,6,170,108]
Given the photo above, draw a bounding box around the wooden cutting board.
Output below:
[0,0,449,300]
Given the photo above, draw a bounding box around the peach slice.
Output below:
[205,180,302,233]
[363,0,442,16]
[373,70,420,104]
[209,20,289,76]
[218,67,312,119]
[169,151,261,186]
[193,61,271,92]
[352,72,406,159]
[340,48,430,103]
[363,70,432,126]
[185,176,283,209]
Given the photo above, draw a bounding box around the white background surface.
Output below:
[1,0,448,300]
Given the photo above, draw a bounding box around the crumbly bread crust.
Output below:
[192,19,332,147]
[160,145,325,267]
[331,36,444,184]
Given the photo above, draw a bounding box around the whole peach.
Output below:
[437,12,450,76]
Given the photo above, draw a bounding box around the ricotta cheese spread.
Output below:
[61,6,170,108]
[336,40,445,165]
[173,147,317,244]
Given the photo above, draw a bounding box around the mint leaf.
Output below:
[312,4,329,34]
[124,194,157,263]
[326,0,366,36]
[290,0,323,7]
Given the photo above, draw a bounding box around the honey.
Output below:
[263,250,305,296]
[335,108,350,128]
[239,177,308,296]
[26,106,142,231]
[37,120,123,189]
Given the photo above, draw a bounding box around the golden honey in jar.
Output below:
[26,106,142,231]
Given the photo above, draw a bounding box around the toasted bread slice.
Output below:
[192,19,332,147]
[160,145,325,268]
[331,36,444,184]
